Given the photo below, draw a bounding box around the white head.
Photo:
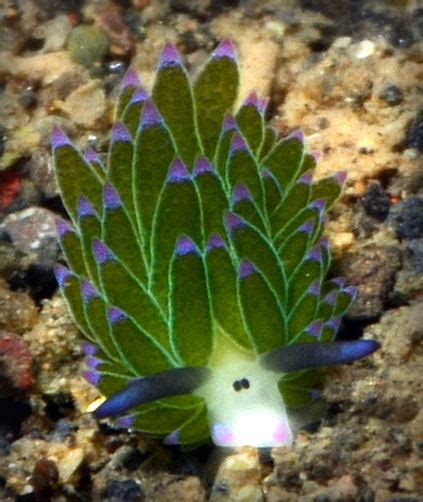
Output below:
[194,355,293,448]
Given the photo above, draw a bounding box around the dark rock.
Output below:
[338,246,401,319]
[0,397,32,437]
[379,85,403,106]
[18,86,38,109]
[105,479,144,502]
[361,184,391,220]
[31,459,59,497]
[406,238,423,272]
[390,197,423,240]
[405,111,423,152]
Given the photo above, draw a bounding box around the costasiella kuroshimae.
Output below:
[52,40,379,447]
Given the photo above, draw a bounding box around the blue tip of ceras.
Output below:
[298,219,315,235]
[84,146,101,165]
[121,68,141,90]
[298,171,313,186]
[81,280,100,304]
[307,246,322,263]
[230,134,248,154]
[51,126,72,149]
[193,157,214,177]
[83,369,101,386]
[55,217,74,238]
[175,235,199,256]
[334,171,348,186]
[164,430,180,445]
[82,342,98,357]
[111,122,132,144]
[104,183,123,210]
[77,196,97,219]
[108,306,128,325]
[92,240,115,265]
[54,264,73,288]
[159,42,183,67]
[242,92,268,115]
[212,39,237,60]
[239,260,256,279]
[287,129,305,143]
[307,280,321,296]
[225,212,245,234]
[310,198,326,213]
[131,87,149,104]
[206,234,227,252]
[141,101,163,128]
[305,320,323,339]
[223,114,237,133]
[167,158,190,183]
[232,183,252,205]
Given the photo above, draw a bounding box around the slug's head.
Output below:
[93,339,379,447]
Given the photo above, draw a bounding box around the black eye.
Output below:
[232,380,242,391]
[240,378,250,389]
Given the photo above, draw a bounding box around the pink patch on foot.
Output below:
[212,423,235,446]
[273,422,291,444]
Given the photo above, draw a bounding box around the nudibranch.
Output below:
[53,40,379,447]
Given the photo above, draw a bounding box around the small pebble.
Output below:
[361,183,391,220]
[105,479,144,502]
[379,85,403,106]
[405,111,423,152]
[67,25,110,68]
[391,197,423,240]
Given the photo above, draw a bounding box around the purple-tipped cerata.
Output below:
[305,320,323,339]
[307,246,322,263]
[239,260,256,279]
[84,146,101,165]
[310,199,326,212]
[51,126,71,149]
[111,122,132,144]
[308,280,321,296]
[232,183,252,204]
[175,236,198,256]
[243,91,259,108]
[78,196,96,218]
[121,68,141,90]
[83,369,101,386]
[160,42,182,67]
[298,219,315,234]
[82,342,98,357]
[298,172,313,185]
[207,234,226,251]
[54,264,73,288]
[104,183,122,210]
[212,39,236,60]
[131,87,148,104]
[93,240,115,264]
[81,280,99,303]
[223,114,237,132]
[230,134,248,154]
[168,158,190,183]
[193,157,214,177]
[108,306,128,325]
[52,42,379,448]
[334,171,348,185]
[141,101,163,128]
[55,218,73,238]
[225,212,245,233]
[287,129,305,143]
